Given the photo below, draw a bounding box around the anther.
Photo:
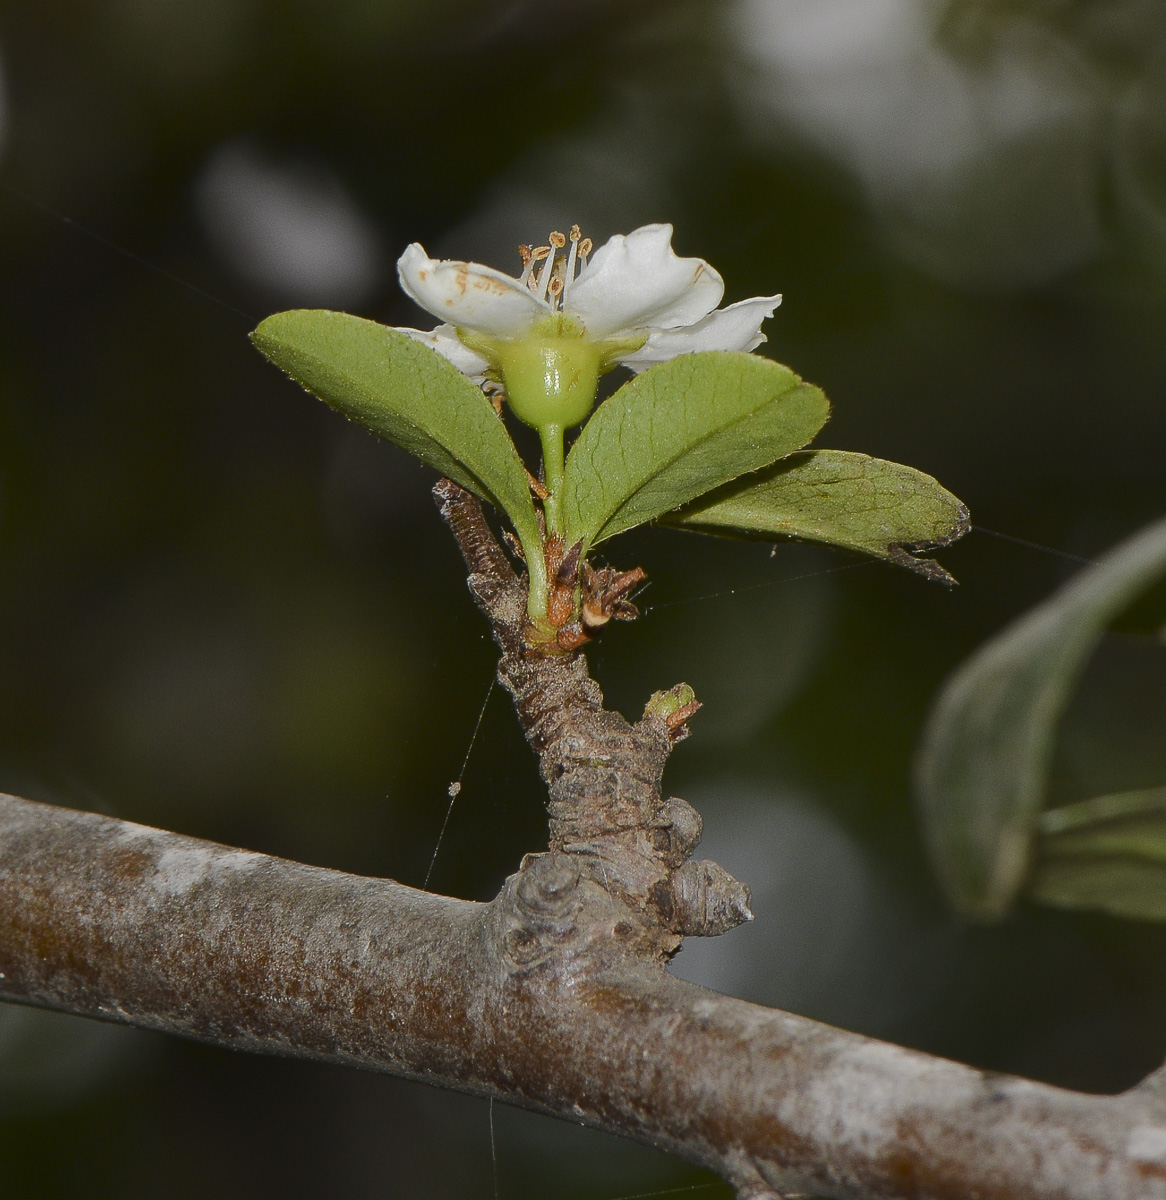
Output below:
[578,237,593,263]
[549,230,567,248]
[548,276,564,300]
[570,224,581,242]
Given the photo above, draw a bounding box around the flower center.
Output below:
[518,225,592,312]
[457,223,643,436]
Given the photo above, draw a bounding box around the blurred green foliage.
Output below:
[1,0,1165,1196]
[917,514,1166,920]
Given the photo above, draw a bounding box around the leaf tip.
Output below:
[886,501,971,586]
[249,309,300,359]
[886,545,959,587]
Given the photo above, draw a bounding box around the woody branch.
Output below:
[1,793,1164,1200]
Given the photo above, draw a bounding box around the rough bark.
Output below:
[2,477,1165,1199]
[433,478,752,946]
[2,793,1165,1200]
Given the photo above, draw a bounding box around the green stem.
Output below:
[524,533,549,623]
[538,423,566,537]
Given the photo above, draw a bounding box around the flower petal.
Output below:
[566,224,725,339]
[394,323,493,378]
[618,293,783,373]
[397,242,547,337]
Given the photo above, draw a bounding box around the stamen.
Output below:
[549,246,572,309]
[549,230,567,249]
[535,241,557,301]
[563,225,581,302]
[578,236,592,267]
[528,245,551,294]
[517,244,534,285]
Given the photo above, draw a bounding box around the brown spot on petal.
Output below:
[472,276,512,297]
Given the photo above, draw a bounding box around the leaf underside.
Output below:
[1029,787,1166,922]
[914,513,1166,922]
[251,310,542,560]
[562,352,830,549]
[664,449,970,585]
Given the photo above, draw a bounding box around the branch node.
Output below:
[642,683,701,743]
[516,852,581,918]
[654,858,753,937]
[650,797,704,866]
[581,562,647,630]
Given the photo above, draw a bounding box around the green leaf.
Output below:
[663,450,969,584]
[914,514,1166,921]
[561,352,829,549]
[251,310,542,563]
[1028,788,1166,922]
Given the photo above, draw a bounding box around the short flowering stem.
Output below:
[390,224,779,628]
[538,422,566,537]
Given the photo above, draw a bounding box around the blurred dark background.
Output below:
[1,1,1165,1196]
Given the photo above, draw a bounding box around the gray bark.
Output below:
[1,792,1165,1200]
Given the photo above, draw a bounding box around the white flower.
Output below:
[394,223,782,383]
